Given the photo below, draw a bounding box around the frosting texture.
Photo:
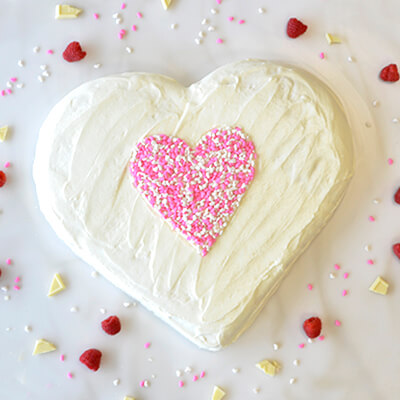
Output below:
[33,60,353,350]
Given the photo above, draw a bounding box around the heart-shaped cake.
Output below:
[33,60,353,350]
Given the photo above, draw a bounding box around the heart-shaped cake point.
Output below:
[130,127,256,256]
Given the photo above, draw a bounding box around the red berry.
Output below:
[63,41,87,62]
[286,18,308,38]
[394,187,400,204]
[303,316,322,339]
[101,315,121,335]
[0,171,6,187]
[0,268,2,279]
[380,64,399,82]
[79,349,102,371]
[393,243,400,260]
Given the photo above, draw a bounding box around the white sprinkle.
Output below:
[208,25,216,32]
[42,70,50,77]
[33,46,40,53]
[232,367,240,374]
[184,366,192,374]
[176,370,182,377]
[37,75,45,83]
[93,63,102,69]
[329,273,336,279]
[24,325,32,333]
[347,56,355,63]
[91,270,99,278]
[1,286,8,292]
[99,308,106,314]
[273,343,279,351]
[293,359,300,367]
[372,198,381,204]
[364,244,372,252]
[40,64,48,71]
[289,377,296,385]
[116,17,123,24]
[6,81,13,88]
[148,357,153,362]
[258,7,265,14]
[151,374,156,379]
[170,23,178,30]
[194,38,202,45]
[198,31,206,38]
[372,100,379,107]
[113,378,120,386]
[210,8,218,14]
[17,59,25,67]
[4,295,10,301]
[126,46,133,53]
[307,338,313,344]
[392,117,399,124]
[70,306,78,313]
[144,380,150,388]
[16,83,24,89]
[112,12,120,19]
[201,18,208,25]
[123,301,133,308]
[5,327,12,332]
[252,387,260,394]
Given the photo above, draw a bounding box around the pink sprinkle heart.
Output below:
[130,127,256,256]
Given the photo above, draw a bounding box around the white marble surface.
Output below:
[0,0,399,399]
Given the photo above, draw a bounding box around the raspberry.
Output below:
[286,18,308,38]
[101,315,121,335]
[303,316,322,339]
[394,187,400,205]
[79,349,102,371]
[393,243,400,260]
[0,171,6,187]
[380,64,399,82]
[63,41,87,62]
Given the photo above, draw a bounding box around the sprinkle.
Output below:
[208,25,216,32]
[1,286,8,292]
[38,76,45,83]
[178,380,184,387]
[99,308,106,314]
[194,38,202,45]
[14,277,20,283]
[216,38,223,44]
[228,16,234,21]
[10,77,17,83]
[123,301,133,308]
[6,258,11,265]
[47,50,54,55]
[6,81,13,88]
[252,387,260,394]
[184,366,192,373]
[329,272,336,279]
[93,63,101,69]
[368,216,375,222]
[93,13,99,19]
[232,367,240,374]
[33,46,40,53]
[42,70,50,78]
[200,371,205,378]
[210,8,218,14]
[201,18,208,25]
[116,17,123,24]
[198,31,206,38]
[91,270,99,278]
[13,285,20,291]
[293,359,299,366]
[392,117,399,124]
[347,56,355,62]
[367,259,374,265]
[121,3,126,9]
[112,13,120,19]
[170,23,178,29]
[334,320,341,327]
[319,52,325,59]
[6,89,12,94]
[318,335,325,341]
[238,19,245,24]
[137,12,143,18]
[70,306,78,312]
[17,60,25,67]
[307,284,313,291]
[364,244,372,252]
[126,46,133,53]
[372,100,379,107]
[176,370,182,377]
[342,289,348,296]
[388,158,394,165]
[193,375,199,381]
[24,325,32,333]
[140,380,145,387]
[289,377,296,385]
[67,372,73,379]
[113,378,120,386]
[1,90,5,97]
[143,380,150,388]
[307,338,313,344]
[334,264,340,270]
[298,343,305,349]
[132,24,137,31]
[258,7,265,14]
[272,343,279,351]
[60,354,65,361]
[16,83,24,89]
[216,0,222,4]
[144,342,151,348]
[343,272,349,279]
[4,295,10,301]
[148,357,153,362]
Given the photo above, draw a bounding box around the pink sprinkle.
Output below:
[121,2,126,9]
[335,320,341,327]
[6,258,12,265]
[60,354,65,362]
[67,372,73,379]
[319,52,325,59]
[193,375,199,382]
[120,29,126,35]
[1,90,5,97]
[137,12,143,18]
[140,380,145,387]
[334,264,340,270]
[228,16,234,21]
[178,381,184,387]
[47,49,54,55]
[14,285,20,291]
[93,13,99,19]
[368,216,375,222]
[10,77,17,83]
[298,343,305,349]
[307,283,313,291]
[216,0,222,4]
[367,259,374,265]
[318,335,325,341]
[118,33,124,39]
[4,162,10,168]
[14,276,20,283]
[132,24,137,31]
[343,272,349,279]
[6,89,12,95]
[388,158,394,165]
[342,289,348,296]
[238,19,245,24]
[144,342,151,349]
[200,371,206,378]
[216,38,224,44]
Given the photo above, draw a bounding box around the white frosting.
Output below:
[33,60,353,350]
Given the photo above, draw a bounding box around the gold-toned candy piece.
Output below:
[32,339,56,355]
[161,0,173,10]
[123,397,135,400]
[325,33,342,45]
[369,276,389,295]
[211,386,226,400]
[0,126,8,142]
[256,359,281,376]
[55,5,82,19]
[48,273,66,296]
